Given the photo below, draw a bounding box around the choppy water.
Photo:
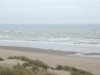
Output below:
[0,24,100,57]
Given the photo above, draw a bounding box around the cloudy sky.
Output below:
[0,0,100,24]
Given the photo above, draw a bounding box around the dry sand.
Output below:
[0,46,100,75]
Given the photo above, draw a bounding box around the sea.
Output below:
[0,24,100,58]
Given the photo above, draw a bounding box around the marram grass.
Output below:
[4,56,93,75]
[0,57,4,61]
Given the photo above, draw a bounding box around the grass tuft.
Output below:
[8,56,49,69]
[55,65,63,70]
[0,57,4,61]
[55,65,93,75]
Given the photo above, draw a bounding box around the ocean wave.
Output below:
[0,39,100,58]
[28,38,100,45]
[0,37,100,46]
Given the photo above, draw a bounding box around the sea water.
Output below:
[0,24,100,57]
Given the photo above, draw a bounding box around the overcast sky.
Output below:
[0,0,100,24]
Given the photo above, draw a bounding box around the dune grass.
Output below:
[0,57,4,61]
[8,56,49,69]
[55,65,93,75]
[7,56,93,75]
[0,65,32,75]
[55,65,63,70]
[0,63,55,75]
[0,66,55,75]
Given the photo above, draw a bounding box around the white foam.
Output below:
[27,37,100,46]
[0,40,100,57]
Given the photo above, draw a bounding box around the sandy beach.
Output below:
[0,46,100,75]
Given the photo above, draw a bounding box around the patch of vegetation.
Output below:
[22,62,32,67]
[0,57,4,61]
[7,56,93,75]
[0,65,32,75]
[55,65,63,70]
[55,65,93,75]
[63,65,71,71]
[70,67,79,72]
[8,56,27,60]
[39,70,56,75]
[32,65,39,72]
[71,70,93,75]
[0,63,56,75]
[8,56,49,69]
[70,67,93,75]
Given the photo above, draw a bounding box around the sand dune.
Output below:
[0,46,100,75]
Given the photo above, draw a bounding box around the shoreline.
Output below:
[0,46,100,58]
[0,40,100,57]
[0,46,100,75]
[0,46,77,56]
